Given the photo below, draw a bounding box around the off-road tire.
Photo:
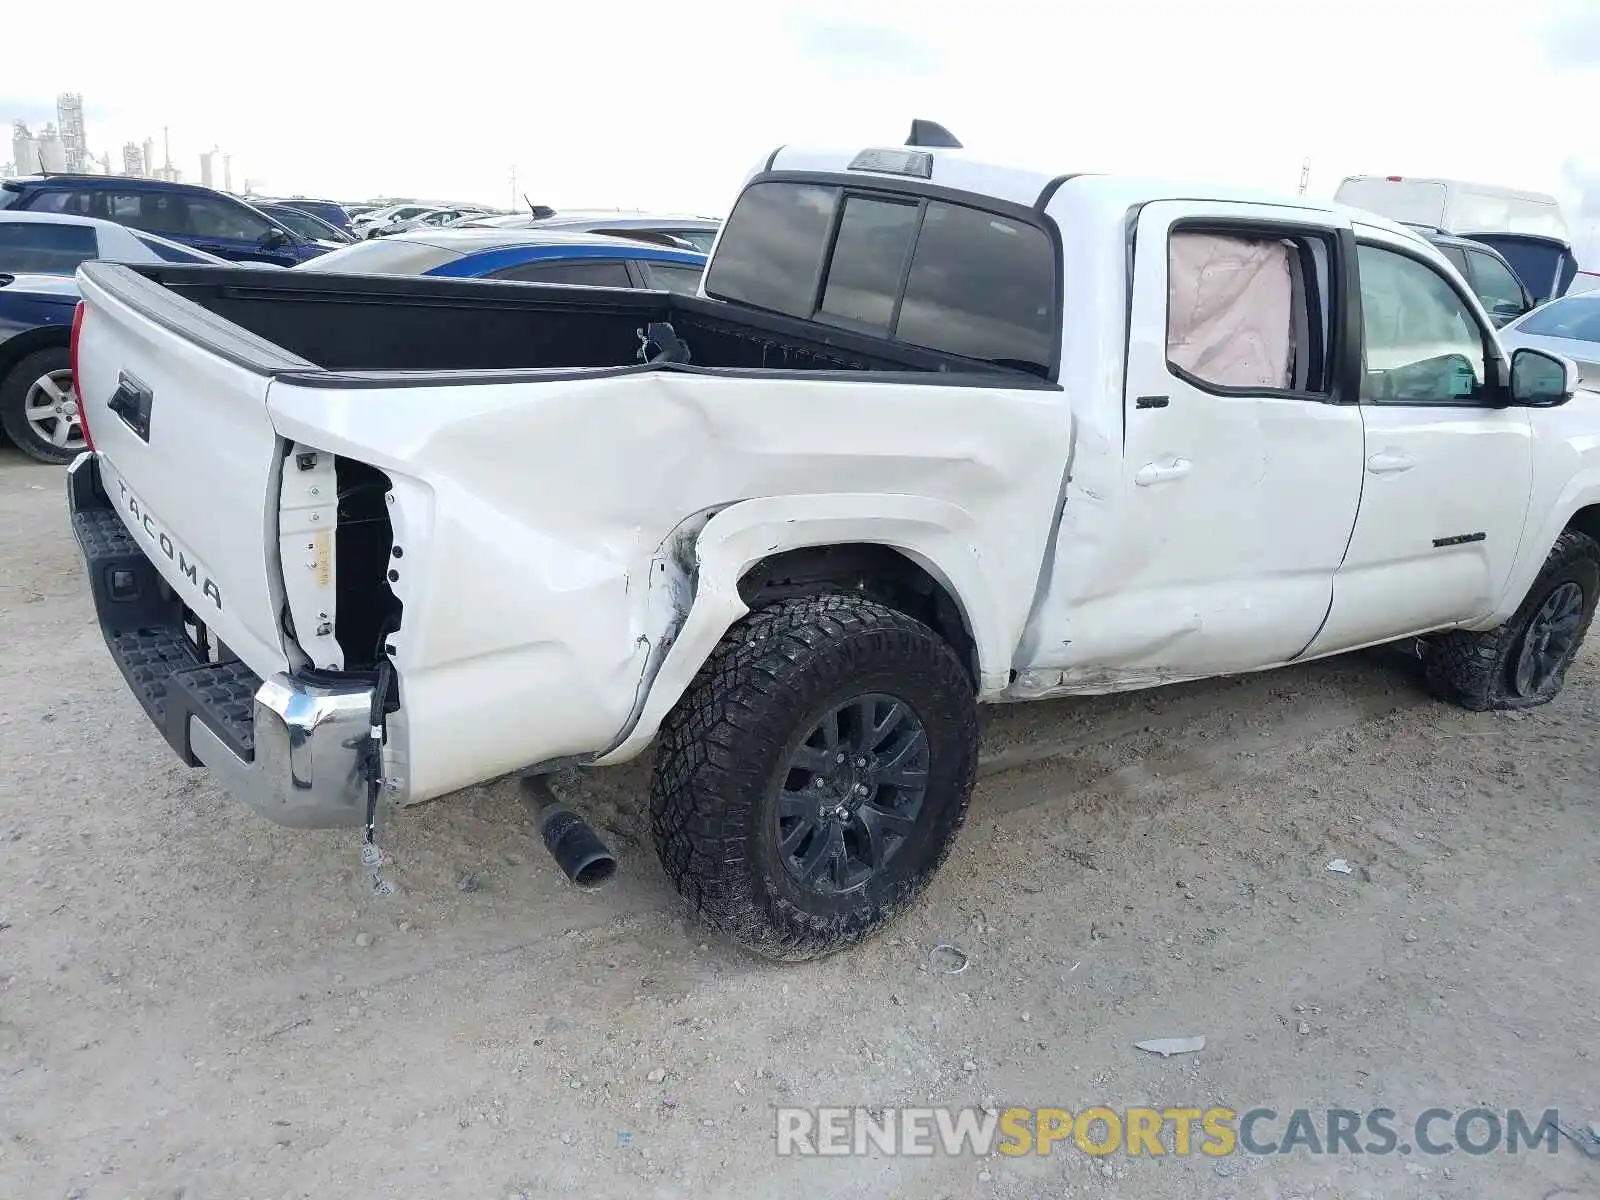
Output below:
[1423,530,1600,711]
[0,346,76,464]
[649,593,978,961]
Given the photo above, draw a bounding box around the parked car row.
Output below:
[0,212,241,463]
[0,177,719,463]
[1335,174,1589,311]
[298,227,707,291]
[0,174,332,267]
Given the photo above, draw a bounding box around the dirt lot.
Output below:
[1,446,1596,1200]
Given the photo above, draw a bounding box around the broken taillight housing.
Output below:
[69,300,94,451]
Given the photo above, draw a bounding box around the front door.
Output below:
[1303,234,1534,656]
[180,194,299,267]
[1036,200,1366,680]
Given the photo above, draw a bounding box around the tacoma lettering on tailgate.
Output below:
[114,477,223,611]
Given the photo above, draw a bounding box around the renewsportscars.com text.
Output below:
[775,1106,1568,1158]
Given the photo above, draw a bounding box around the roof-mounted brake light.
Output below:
[848,148,934,178]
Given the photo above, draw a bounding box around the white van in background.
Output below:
[1334,175,1569,240]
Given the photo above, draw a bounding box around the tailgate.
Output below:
[75,263,309,677]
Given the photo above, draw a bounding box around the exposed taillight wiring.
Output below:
[69,301,94,451]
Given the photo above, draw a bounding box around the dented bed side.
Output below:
[264,367,1074,803]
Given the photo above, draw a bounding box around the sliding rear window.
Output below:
[706,180,1057,377]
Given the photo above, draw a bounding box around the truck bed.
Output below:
[107,264,1007,381]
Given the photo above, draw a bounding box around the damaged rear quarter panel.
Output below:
[265,368,1072,802]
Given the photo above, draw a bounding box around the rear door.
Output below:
[1303,232,1534,655]
[1068,200,1365,676]
[75,263,301,676]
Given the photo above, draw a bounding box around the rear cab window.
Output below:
[705,179,1057,378]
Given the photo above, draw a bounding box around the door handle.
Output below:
[1134,458,1193,486]
[1366,450,1417,475]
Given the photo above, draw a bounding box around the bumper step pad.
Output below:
[73,504,261,764]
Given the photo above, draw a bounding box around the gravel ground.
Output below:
[1,446,1596,1200]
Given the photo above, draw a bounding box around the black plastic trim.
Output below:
[279,362,1061,392]
[107,372,153,442]
[1034,174,1091,211]
[1433,532,1487,548]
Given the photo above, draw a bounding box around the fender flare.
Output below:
[594,493,1012,765]
[1477,477,1600,629]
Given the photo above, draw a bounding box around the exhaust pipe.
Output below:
[520,775,616,888]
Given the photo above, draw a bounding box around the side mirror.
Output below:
[1509,347,1574,407]
[259,228,292,250]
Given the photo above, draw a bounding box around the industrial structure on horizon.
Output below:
[3,93,230,189]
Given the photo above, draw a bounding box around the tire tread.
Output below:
[1424,530,1600,710]
[649,593,977,961]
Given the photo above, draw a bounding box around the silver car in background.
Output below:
[1498,293,1600,389]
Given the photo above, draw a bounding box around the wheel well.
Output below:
[0,328,70,389]
[1565,504,1600,548]
[738,543,978,687]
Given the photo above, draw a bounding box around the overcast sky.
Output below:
[5,0,1599,248]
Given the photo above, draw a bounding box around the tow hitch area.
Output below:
[520,775,617,889]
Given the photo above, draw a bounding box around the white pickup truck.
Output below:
[66,125,1600,959]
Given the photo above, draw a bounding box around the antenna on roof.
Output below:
[906,119,962,149]
[525,193,555,220]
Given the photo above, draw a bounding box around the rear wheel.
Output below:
[0,347,83,465]
[1423,531,1599,710]
[649,593,978,960]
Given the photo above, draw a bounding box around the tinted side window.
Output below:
[1357,243,1488,405]
[105,193,188,237]
[0,222,99,275]
[895,201,1055,376]
[267,208,325,239]
[186,197,274,241]
[816,195,919,334]
[704,182,839,317]
[27,190,94,216]
[642,262,704,295]
[1438,244,1471,276]
[1464,250,1526,315]
[490,259,634,287]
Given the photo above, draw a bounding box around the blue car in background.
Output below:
[296,227,707,292]
[0,174,330,267]
[256,202,356,246]
[0,211,234,464]
[267,197,355,237]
